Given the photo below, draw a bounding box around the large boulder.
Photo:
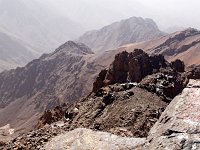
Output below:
[144,79,200,149]
[44,128,146,150]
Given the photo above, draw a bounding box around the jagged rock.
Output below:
[171,59,185,72]
[140,71,187,101]
[93,49,185,93]
[144,79,200,149]
[36,106,63,129]
[105,49,159,84]
[186,65,200,79]
[44,128,146,150]
[93,69,108,93]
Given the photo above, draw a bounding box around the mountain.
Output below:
[0,31,36,72]
[120,28,200,65]
[0,41,100,133]
[77,17,164,52]
[0,0,84,54]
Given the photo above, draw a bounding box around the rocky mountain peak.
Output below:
[53,41,94,55]
[77,16,164,52]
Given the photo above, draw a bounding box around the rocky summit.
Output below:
[93,49,187,101]
[77,17,164,52]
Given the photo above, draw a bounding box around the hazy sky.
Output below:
[139,0,200,30]
[48,0,200,31]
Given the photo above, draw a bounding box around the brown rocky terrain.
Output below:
[0,29,200,143]
[0,41,103,134]
[0,26,199,141]
[2,49,200,149]
[123,28,200,65]
[4,79,200,150]
[77,17,164,52]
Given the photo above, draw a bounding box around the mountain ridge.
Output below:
[77,16,165,52]
[0,41,100,133]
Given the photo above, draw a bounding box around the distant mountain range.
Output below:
[0,31,36,72]
[0,0,84,53]
[0,15,164,71]
[77,17,164,52]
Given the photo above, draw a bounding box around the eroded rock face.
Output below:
[93,49,168,92]
[144,79,200,149]
[186,65,200,79]
[44,128,146,150]
[93,49,187,98]
[36,106,64,129]
[171,59,185,72]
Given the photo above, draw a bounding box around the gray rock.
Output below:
[145,79,200,149]
[44,128,146,150]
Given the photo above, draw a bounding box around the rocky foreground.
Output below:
[45,79,200,150]
[3,79,200,150]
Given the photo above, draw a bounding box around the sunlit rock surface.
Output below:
[44,128,146,150]
[145,79,200,149]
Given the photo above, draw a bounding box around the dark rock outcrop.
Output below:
[171,59,185,72]
[140,71,186,102]
[36,106,63,129]
[186,65,200,79]
[93,49,185,95]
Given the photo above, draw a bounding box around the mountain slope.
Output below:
[0,41,100,133]
[77,17,164,52]
[121,28,200,65]
[0,31,36,72]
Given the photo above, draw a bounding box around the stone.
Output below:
[44,128,146,150]
[144,79,200,149]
